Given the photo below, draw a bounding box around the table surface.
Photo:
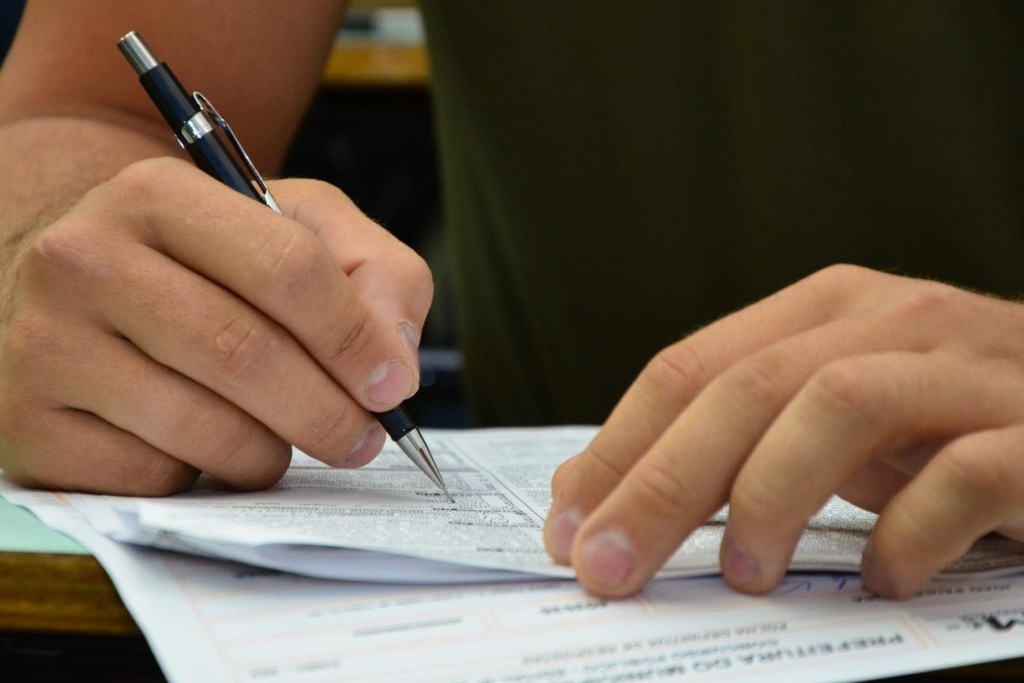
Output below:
[326,1,429,89]
[323,40,428,89]
[0,499,138,635]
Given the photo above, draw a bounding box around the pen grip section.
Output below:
[375,406,415,440]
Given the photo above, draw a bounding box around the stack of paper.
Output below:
[5,426,1024,682]
[51,426,1024,583]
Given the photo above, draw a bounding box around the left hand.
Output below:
[543,264,1024,599]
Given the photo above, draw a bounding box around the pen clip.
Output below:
[192,92,282,214]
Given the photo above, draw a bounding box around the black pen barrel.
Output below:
[119,31,261,203]
[375,407,415,440]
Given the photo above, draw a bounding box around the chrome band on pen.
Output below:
[191,92,282,213]
[180,111,214,144]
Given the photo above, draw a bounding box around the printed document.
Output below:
[36,426,1024,582]
[4,426,1024,682]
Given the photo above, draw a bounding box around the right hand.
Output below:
[0,157,433,495]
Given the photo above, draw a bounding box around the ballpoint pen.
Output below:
[117,30,453,502]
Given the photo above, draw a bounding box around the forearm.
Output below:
[0,0,350,308]
[0,114,178,305]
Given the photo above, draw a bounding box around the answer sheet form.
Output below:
[5,481,1024,683]
[4,423,1024,683]
[92,558,1024,683]
[71,427,596,582]
[51,426,1024,581]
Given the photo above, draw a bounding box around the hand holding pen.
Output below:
[117,31,450,499]
[0,30,439,498]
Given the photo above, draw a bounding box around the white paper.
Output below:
[5,424,1024,683]
[5,481,1024,683]
[51,426,1024,582]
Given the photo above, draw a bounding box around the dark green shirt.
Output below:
[419,1,1024,426]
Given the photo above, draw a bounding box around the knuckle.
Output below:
[716,349,792,416]
[325,302,373,364]
[872,503,934,569]
[797,263,869,301]
[729,475,785,525]
[938,435,1014,498]
[107,157,181,207]
[259,228,324,301]
[550,455,578,494]
[176,397,248,460]
[211,313,281,382]
[641,342,711,403]
[627,456,693,522]
[805,359,886,427]
[887,280,965,327]
[127,458,200,497]
[402,250,435,307]
[176,399,288,490]
[585,441,634,483]
[24,219,100,281]
[282,179,364,230]
[303,177,356,209]
[810,262,869,285]
[3,435,198,496]
[552,443,630,505]
[219,439,290,491]
[20,159,189,287]
[301,403,358,455]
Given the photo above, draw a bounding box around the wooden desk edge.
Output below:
[323,42,429,89]
[0,552,139,636]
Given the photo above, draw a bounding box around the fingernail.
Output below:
[547,508,584,563]
[342,425,385,469]
[399,322,421,375]
[722,532,761,588]
[580,528,636,589]
[366,360,415,407]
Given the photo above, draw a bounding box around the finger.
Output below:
[545,265,891,557]
[548,273,1017,596]
[90,243,383,466]
[563,344,816,596]
[552,316,873,591]
[18,309,293,490]
[24,202,383,466]
[102,159,423,410]
[861,424,1024,598]
[833,459,911,513]
[274,178,434,333]
[724,352,1024,594]
[562,310,1023,598]
[0,298,292,490]
[0,401,199,496]
[548,266,1016,537]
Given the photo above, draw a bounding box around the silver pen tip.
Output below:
[394,429,453,501]
[419,445,454,503]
